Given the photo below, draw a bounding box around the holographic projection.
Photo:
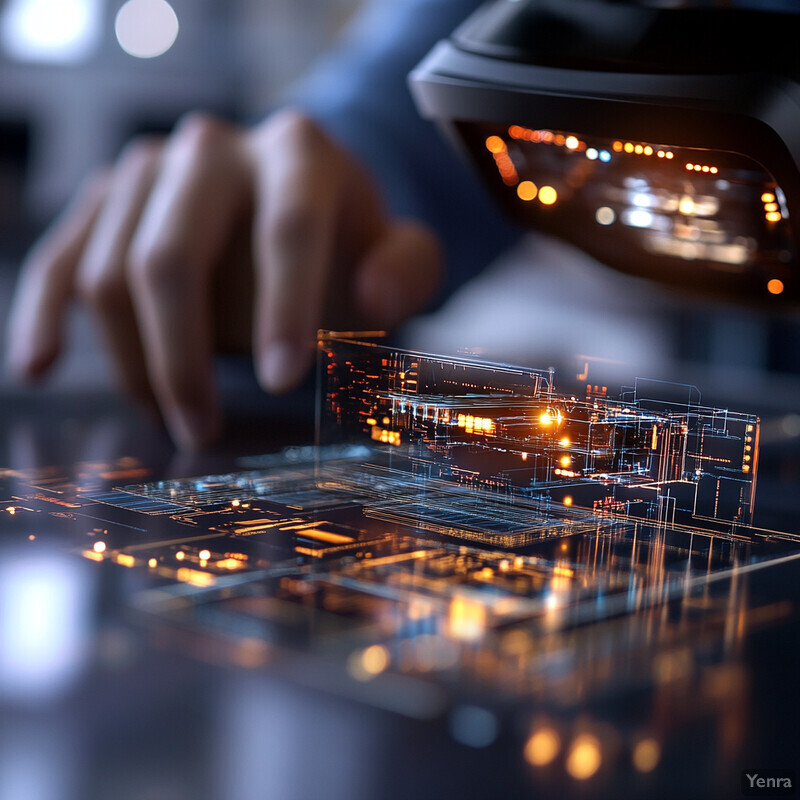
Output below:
[1,333,799,789]
[318,331,759,545]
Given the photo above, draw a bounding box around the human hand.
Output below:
[5,110,442,449]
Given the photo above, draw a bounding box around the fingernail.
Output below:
[167,405,221,452]
[258,340,308,394]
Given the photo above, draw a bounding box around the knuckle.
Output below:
[174,112,231,155]
[128,242,188,290]
[118,136,162,174]
[77,268,127,311]
[264,109,324,148]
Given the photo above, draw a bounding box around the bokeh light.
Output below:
[115,0,179,59]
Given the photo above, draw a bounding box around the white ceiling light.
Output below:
[115,0,179,59]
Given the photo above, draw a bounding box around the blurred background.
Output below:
[0,0,799,425]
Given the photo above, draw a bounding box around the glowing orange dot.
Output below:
[517,181,538,201]
[525,727,561,766]
[538,186,558,205]
[508,125,523,138]
[93,540,106,553]
[666,151,674,159]
[710,167,718,174]
[612,141,623,152]
[644,145,653,155]
[702,165,710,172]
[764,202,779,212]
[761,192,776,203]
[767,278,784,295]
[565,135,579,150]
[657,150,665,158]
[623,143,634,153]
[632,739,661,773]
[566,734,602,780]
[563,496,573,507]
[485,136,505,154]
[686,163,694,170]
[766,211,782,222]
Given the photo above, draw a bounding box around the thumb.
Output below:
[354,220,442,329]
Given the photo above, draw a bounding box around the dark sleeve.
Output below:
[286,0,522,304]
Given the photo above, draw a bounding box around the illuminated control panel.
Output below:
[464,123,795,301]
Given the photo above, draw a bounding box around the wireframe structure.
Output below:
[317,331,759,543]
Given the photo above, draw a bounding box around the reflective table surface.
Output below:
[0,363,799,800]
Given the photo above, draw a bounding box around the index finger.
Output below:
[6,172,109,378]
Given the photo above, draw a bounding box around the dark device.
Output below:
[409,0,800,304]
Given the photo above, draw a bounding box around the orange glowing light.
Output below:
[766,211,782,222]
[559,437,571,447]
[198,549,211,560]
[559,456,571,468]
[665,152,674,159]
[685,163,694,171]
[366,417,377,426]
[644,145,653,156]
[538,186,558,205]
[612,141,623,152]
[761,192,776,203]
[361,644,390,675]
[115,553,135,568]
[525,727,561,766]
[565,136,579,150]
[710,167,718,174]
[485,136,505,154]
[93,540,106,553]
[656,150,665,158]
[632,739,661,773]
[176,568,216,587]
[5,506,15,515]
[767,278,785,295]
[764,202,779,212]
[175,550,185,561]
[563,496,573,507]
[623,142,634,153]
[517,181,538,201]
[148,558,157,568]
[634,144,643,154]
[566,734,602,780]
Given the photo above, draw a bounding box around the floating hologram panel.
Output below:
[317,331,758,538]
